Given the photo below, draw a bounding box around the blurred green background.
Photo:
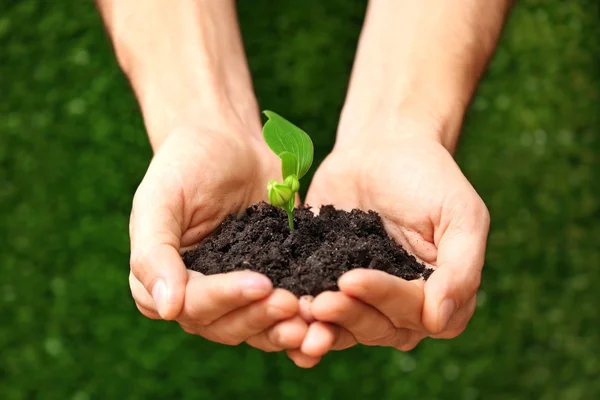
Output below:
[2,0,599,399]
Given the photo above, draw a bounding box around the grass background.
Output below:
[2,0,599,399]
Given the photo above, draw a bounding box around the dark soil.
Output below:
[183,203,433,297]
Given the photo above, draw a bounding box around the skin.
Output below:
[97,0,309,355]
[289,0,512,364]
[97,0,513,368]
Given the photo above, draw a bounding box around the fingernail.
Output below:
[240,275,272,298]
[438,298,456,331]
[152,280,168,319]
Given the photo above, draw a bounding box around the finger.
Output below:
[423,203,489,333]
[311,291,409,348]
[429,296,477,339]
[135,302,161,320]
[286,350,322,369]
[182,270,273,325]
[300,321,356,357]
[268,316,309,349]
[299,296,315,322]
[300,322,336,357]
[395,332,426,352]
[204,289,298,345]
[129,176,188,320]
[129,271,156,311]
[129,244,187,320]
[245,336,280,352]
[246,316,309,352]
[331,328,357,351]
[338,269,424,331]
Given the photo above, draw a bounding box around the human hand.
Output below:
[128,122,308,353]
[98,0,313,360]
[290,118,490,362]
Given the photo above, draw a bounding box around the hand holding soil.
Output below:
[128,125,311,353]
[292,127,490,364]
[178,114,489,368]
[97,0,506,370]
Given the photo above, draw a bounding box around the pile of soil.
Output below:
[183,203,432,296]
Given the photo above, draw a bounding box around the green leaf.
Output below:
[262,110,314,179]
[280,151,297,180]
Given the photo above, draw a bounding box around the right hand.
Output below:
[128,122,309,355]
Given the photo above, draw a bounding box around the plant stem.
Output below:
[286,196,295,231]
[286,210,294,231]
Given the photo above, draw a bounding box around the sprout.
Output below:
[262,110,314,231]
[267,180,293,207]
[284,174,300,193]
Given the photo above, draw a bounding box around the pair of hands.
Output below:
[128,117,489,368]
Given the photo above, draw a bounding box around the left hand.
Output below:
[287,119,490,364]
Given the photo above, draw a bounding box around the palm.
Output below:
[141,127,279,249]
[307,137,477,264]
[130,126,308,354]
[298,136,489,356]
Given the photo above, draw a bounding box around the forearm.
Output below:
[338,0,513,152]
[96,0,258,150]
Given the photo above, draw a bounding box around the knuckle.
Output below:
[388,316,410,329]
[129,249,149,273]
[210,330,244,346]
[249,336,281,352]
[129,248,161,292]
[197,318,213,327]
[359,327,396,347]
[313,296,349,322]
[388,311,421,331]
[396,340,419,352]
[456,280,481,311]
[129,186,146,233]
[361,337,386,347]
[394,331,421,351]
[179,323,197,335]
[479,202,491,227]
[181,307,213,327]
[473,275,482,293]
[316,306,343,322]
[221,336,244,346]
[135,303,159,320]
[184,313,212,328]
[466,276,482,302]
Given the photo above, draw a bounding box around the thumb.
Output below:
[129,175,188,321]
[422,205,490,333]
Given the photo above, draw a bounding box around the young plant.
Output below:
[262,110,314,231]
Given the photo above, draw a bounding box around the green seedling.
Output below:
[262,110,314,231]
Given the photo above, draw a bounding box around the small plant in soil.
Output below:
[183,111,432,296]
[262,110,314,231]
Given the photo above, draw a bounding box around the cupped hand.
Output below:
[293,121,490,360]
[128,123,307,354]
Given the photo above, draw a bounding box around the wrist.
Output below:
[102,0,259,150]
[335,0,513,154]
[336,96,465,154]
[133,68,260,151]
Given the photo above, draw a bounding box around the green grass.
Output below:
[1,1,599,399]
